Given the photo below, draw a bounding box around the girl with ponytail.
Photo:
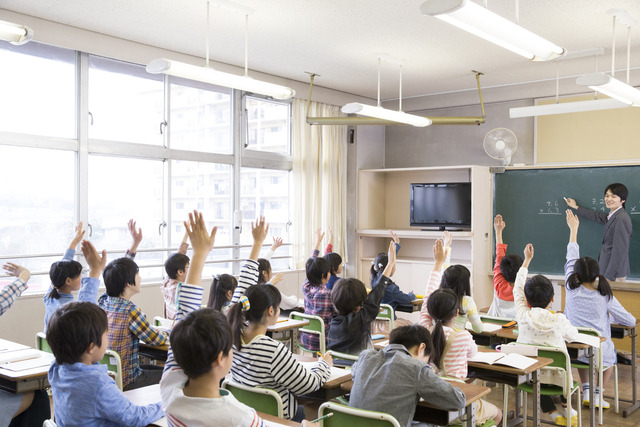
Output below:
[206,274,237,313]
[565,210,635,407]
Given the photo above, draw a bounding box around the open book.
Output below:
[300,361,351,382]
[568,333,601,348]
[468,352,537,370]
[466,322,503,333]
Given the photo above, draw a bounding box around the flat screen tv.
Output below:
[410,183,471,230]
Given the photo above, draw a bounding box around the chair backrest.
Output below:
[289,311,326,354]
[100,349,123,391]
[480,315,515,325]
[318,402,401,427]
[534,345,574,397]
[35,332,52,353]
[375,304,395,332]
[221,379,283,417]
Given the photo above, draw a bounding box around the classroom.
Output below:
[2,1,640,426]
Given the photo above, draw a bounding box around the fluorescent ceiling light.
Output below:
[146,59,294,100]
[509,98,628,118]
[420,0,564,61]
[342,103,432,127]
[576,73,640,106]
[0,20,33,45]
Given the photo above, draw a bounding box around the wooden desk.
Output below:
[395,298,423,313]
[0,348,54,394]
[494,328,601,427]
[124,384,302,426]
[340,378,491,427]
[267,318,310,352]
[468,351,553,427]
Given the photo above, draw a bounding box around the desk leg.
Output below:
[533,370,541,427]
[464,401,476,427]
[589,347,596,427]
[623,326,639,417]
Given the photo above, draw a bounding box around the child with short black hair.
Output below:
[43,222,107,328]
[349,324,465,427]
[514,242,581,425]
[47,301,163,426]
[327,241,396,356]
[301,229,333,352]
[487,214,522,318]
[206,273,237,313]
[161,232,190,320]
[99,256,169,390]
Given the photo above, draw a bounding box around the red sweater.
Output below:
[493,243,514,301]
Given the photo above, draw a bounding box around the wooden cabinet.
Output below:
[357,166,493,312]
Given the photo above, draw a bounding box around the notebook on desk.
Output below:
[299,362,350,382]
[468,352,537,370]
[465,322,502,333]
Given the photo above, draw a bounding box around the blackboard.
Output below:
[494,166,640,279]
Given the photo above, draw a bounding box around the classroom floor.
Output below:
[482,360,640,427]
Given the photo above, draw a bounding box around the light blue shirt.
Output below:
[49,361,163,427]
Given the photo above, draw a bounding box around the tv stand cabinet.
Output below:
[357,166,493,313]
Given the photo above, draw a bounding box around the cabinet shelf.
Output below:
[357,228,473,239]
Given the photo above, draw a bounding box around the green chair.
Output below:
[100,349,123,391]
[372,304,395,334]
[153,316,172,328]
[517,345,582,427]
[329,350,359,368]
[480,314,515,325]
[221,379,283,417]
[35,332,52,353]
[573,326,619,422]
[289,312,325,356]
[318,401,401,427]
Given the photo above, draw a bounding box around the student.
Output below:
[328,240,396,356]
[206,273,237,313]
[98,257,169,390]
[1,263,51,427]
[258,236,303,310]
[438,232,483,333]
[426,288,501,426]
[47,301,163,426]
[161,211,290,427]
[564,210,636,408]
[369,231,415,322]
[514,242,581,425]
[349,325,466,427]
[161,231,190,320]
[487,214,522,318]
[301,229,333,353]
[43,222,107,328]
[566,183,632,281]
[323,228,343,290]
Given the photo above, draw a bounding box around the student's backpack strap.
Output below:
[439,330,460,377]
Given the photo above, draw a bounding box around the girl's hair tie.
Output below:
[239,296,250,312]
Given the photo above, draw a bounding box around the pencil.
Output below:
[309,412,333,423]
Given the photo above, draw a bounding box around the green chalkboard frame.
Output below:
[494,165,640,279]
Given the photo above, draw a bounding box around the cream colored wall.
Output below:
[536,94,640,163]
[0,270,305,347]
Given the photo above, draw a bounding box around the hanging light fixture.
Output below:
[576,9,640,107]
[420,0,564,61]
[0,19,33,45]
[146,0,294,100]
[341,55,432,127]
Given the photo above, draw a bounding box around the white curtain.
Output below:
[292,98,348,269]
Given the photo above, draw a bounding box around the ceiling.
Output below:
[3,0,640,106]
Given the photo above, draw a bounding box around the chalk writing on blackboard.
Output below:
[538,200,562,215]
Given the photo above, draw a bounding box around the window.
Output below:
[244,96,291,154]
[88,56,164,145]
[0,42,76,138]
[0,146,76,292]
[170,78,232,154]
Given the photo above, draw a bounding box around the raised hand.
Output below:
[81,240,107,278]
[2,263,30,282]
[69,221,85,250]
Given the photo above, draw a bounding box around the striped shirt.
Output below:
[161,283,264,427]
[231,259,260,304]
[98,294,169,388]
[432,326,477,379]
[418,269,442,329]
[231,334,330,419]
[0,277,27,317]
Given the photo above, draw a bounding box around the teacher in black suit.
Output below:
[566,183,632,282]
